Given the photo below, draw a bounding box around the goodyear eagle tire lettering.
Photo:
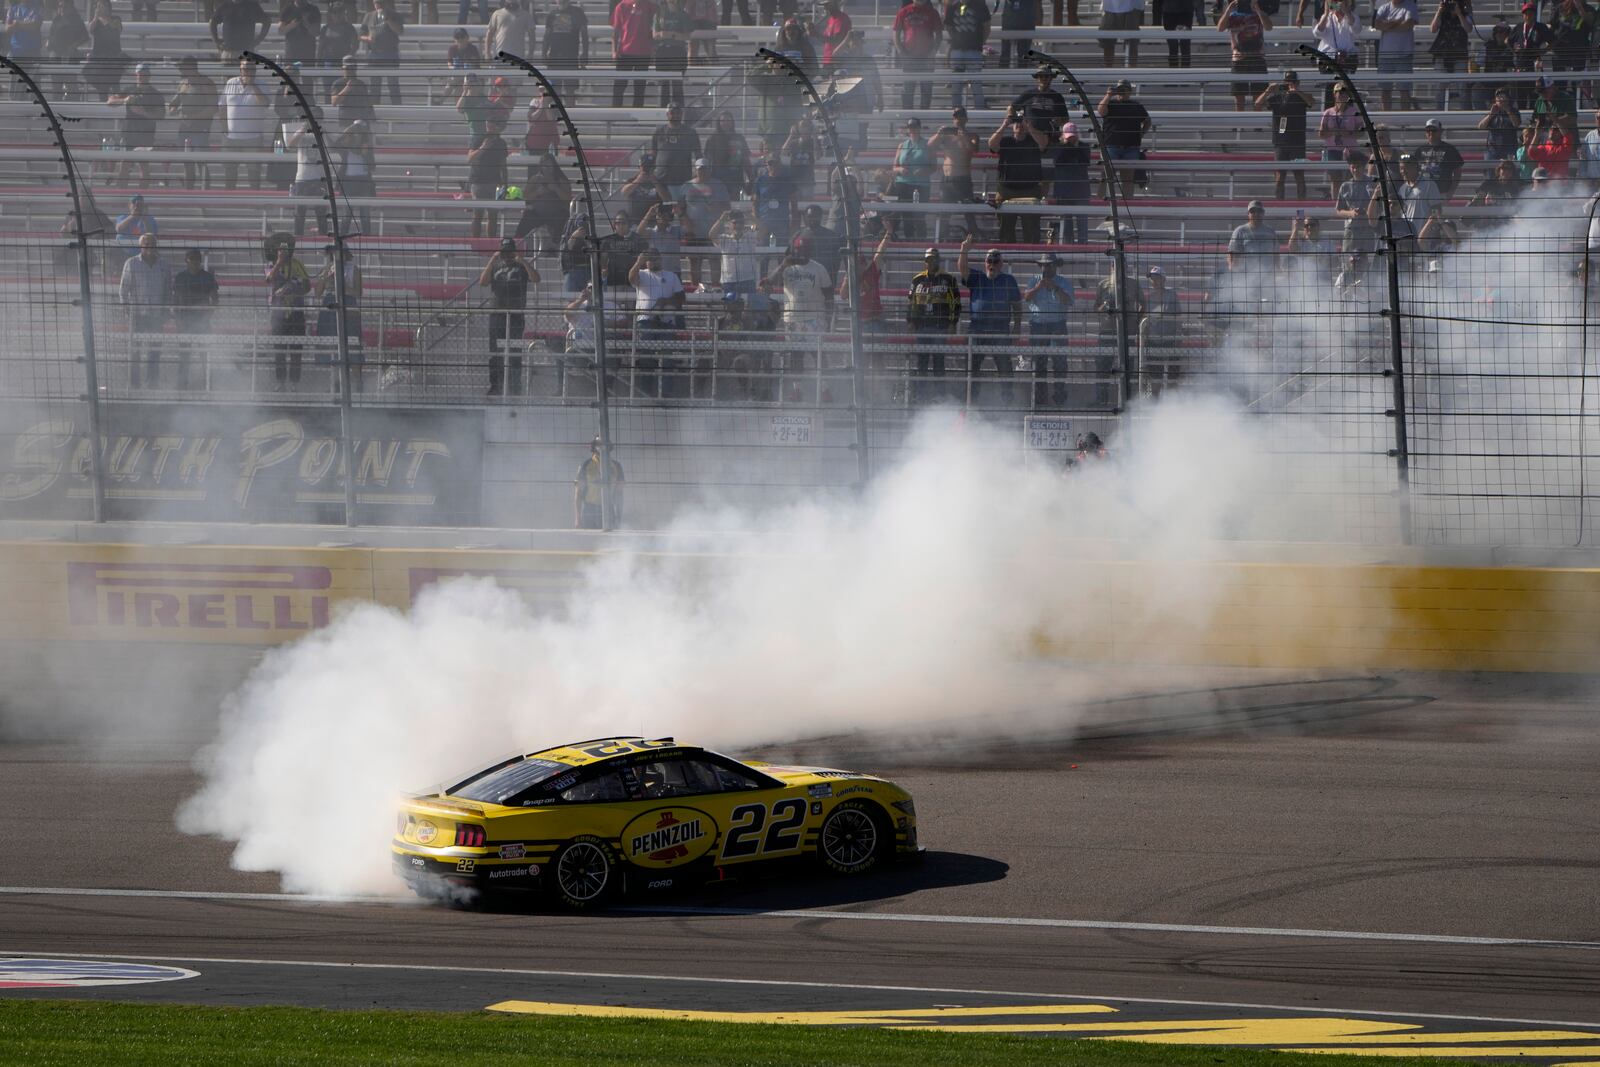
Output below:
[817,800,888,875]
[550,835,616,909]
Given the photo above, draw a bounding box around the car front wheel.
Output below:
[818,800,887,875]
[550,836,615,909]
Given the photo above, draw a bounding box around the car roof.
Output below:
[526,736,701,768]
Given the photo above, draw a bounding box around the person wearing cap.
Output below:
[331,56,375,127]
[1333,149,1378,254]
[998,0,1041,69]
[1098,78,1150,201]
[930,108,983,234]
[943,0,990,112]
[1022,253,1073,408]
[1138,264,1180,394]
[478,237,537,396]
[682,159,731,285]
[1528,119,1577,178]
[221,57,273,190]
[1372,0,1418,111]
[621,155,670,227]
[906,245,961,402]
[710,208,759,304]
[1050,121,1091,243]
[1228,200,1279,268]
[1511,2,1552,106]
[758,236,834,398]
[209,0,270,60]
[611,0,655,109]
[1011,66,1069,138]
[956,234,1021,403]
[171,248,218,391]
[990,105,1048,245]
[114,193,158,255]
[118,234,172,389]
[167,58,218,190]
[1218,0,1271,112]
[891,117,934,239]
[1255,71,1314,201]
[1533,74,1579,134]
[629,246,688,397]
[106,61,164,186]
[1097,0,1140,68]
[650,103,699,192]
[1478,87,1523,163]
[1413,119,1464,197]
[574,437,625,530]
[892,0,942,109]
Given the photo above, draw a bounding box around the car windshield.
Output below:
[452,757,571,804]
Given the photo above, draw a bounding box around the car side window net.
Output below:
[559,769,630,804]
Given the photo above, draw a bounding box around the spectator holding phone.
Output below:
[1218,0,1271,112]
[1255,70,1313,200]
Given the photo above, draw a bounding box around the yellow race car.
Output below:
[392,736,920,908]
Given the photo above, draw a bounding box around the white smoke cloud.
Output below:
[177,397,1294,896]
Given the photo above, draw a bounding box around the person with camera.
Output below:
[1098,78,1151,201]
[1372,0,1418,111]
[478,237,537,396]
[930,108,984,237]
[1478,87,1524,161]
[1255,70,1313,200]
[265,240,312,390]
[1304,0,1358,107]
[906,246,961,403]
[1429,0,1473,107]
[989,105,1049,245]
[1022,252,1073,408]
[1218,0,1271,112]
[1011,66,1070,139]
[629,246,687,397]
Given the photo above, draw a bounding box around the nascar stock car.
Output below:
[392,737,921,908]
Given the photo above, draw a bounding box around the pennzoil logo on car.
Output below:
[413,820,438,844]
[621,807,716,868]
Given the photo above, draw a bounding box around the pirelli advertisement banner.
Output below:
[0,402,483,526]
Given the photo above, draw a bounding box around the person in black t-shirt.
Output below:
[171,248,218,390]
[467,118,508,237]
[988,107,1048,244]
[1414,118,1464,197]
[1097,79,1150,201]
[210,0,270,58]
[478,237,539,396]
[1254,69,1313,199]
[1011,67,1069,138]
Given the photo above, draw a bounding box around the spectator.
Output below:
[457,73,490,147]
[906,245,961,402]
[1098,78,1150,202]
[1532,75,1578,133]
[1579,109,1600,182]
[280,0,322,67]
[758,235,833,355]
[611,0,654,109]
[1549,0,1592,75]
[1228,199,1279,268]
[1255,69,1313,200]
[1012,65,1068,139]
[317,4,360,100]
[710,208,759,301]
[820,31,881,158]
[1369,154,1441,247]
[1414,118,1464,197]
[265,241,311,389]
[753,152,793,250]
[1372,0,1417,111]
[704,112,753,198]
[1217,0,1270,112]
[455,0,484,26]
[929,107,981,236]
[467,117,509,237]
[601,210,649,288]
[681,158,731,284]
[209,0,270,61]
[486,73,517,128]
[1138,264,1179,393]
[760,19,814,143]
[1514,122,1538,176]
[542,0,587,96]
[997,0,1040,67]
[1099,0,1141,67]
[621,155,669,222]
[478,237,535,395]
[360,0,403,105]
[558,209,590,291]
[167,58,218,190]
[781,116,819,220]
[795,203,842,280]
[46,0,89,79]
[284,110,328,235]
[1478,21,1512,108]
[686,0,716,63]
[1050,121,1091,243]
[171,248,218,390]
[1529,122,1576,177]
[837,228,890,336]
[629,247,686,396]
[1093,262,1141,405]
[107,62,163,187]
[892,0,941,110]
[442,27,481,99]
[523,91,560,167]
[1023,252,1072,408]
[6,0,42,68]
[118,233,172,388]
[314,245,363,391]
[943,0,989,111]
[721,0,750,30]
[573,437,623,529]
[1286,212,1336,270]
[1467,157,1523,205]
[81,0,126,100]
[513,153,572,249]
[1157,0,1192,66]
[331,56,375,125]
[1318,82,1361,199]
[337,119,376,233]
[654,0,690,108]
[1510,3,1551,105]
[1334,150,1378,253]
[1305,0,1360,108]
[114,193,158,254]
[957,234,1021,402]
[1478,88,1523,161]
[651,101,700,191]
[891,116,935,238]
[817,0,851,67]
[1429,0,1473,106]
[989,105,1048,244]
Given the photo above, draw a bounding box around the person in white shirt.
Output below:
[709,208,758,302]
[628,247,686,397]
[485,0,532,59]
[219,57,273,190]
[284,113,327,235]
[1579,109,1600,182]
[119,234,173,388]
[760,235,833,335]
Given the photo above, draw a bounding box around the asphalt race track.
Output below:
[3,671,1599,1058]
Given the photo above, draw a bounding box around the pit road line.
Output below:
[5,949,1600,1032]
[2,885,1598,951]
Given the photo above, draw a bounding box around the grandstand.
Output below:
[1,0,1597,541]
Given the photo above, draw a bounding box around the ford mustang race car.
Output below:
[391,736,920,908]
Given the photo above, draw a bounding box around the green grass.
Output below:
[0,1000,1486,1067]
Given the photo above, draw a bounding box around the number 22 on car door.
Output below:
[719,797,807,860]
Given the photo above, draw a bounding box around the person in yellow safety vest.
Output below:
[573,436,625,529]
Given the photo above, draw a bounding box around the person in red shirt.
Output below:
[892,0,942,109]
[1528,123,1575,178]
[816,0,851,67]
[611,0,655,109]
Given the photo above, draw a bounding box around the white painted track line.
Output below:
[2,884,1598,951]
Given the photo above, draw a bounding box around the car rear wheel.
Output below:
[550,836,615,909]
[818,800,888,875]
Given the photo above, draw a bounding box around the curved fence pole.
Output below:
[3,55,106,521]
[1028,49,1134,415]
[1580,194,1600,546]
[1298,45,1412,545]
[757,48,870,491]
[243,50,358,528]
[497,51,618,529]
